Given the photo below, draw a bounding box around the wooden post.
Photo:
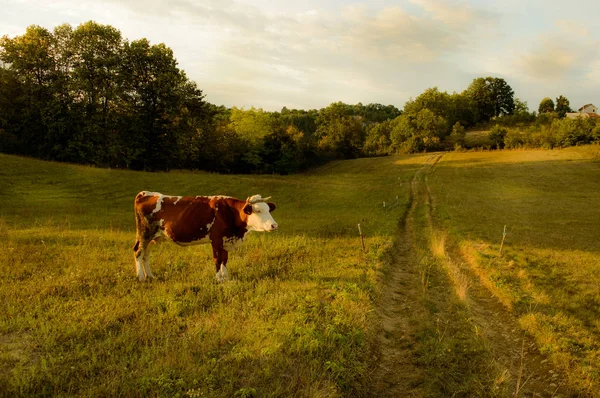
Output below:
[358,224,366,254]
[499,225,507,256]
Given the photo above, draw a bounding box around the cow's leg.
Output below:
[220,250,229,281]
[143,243,154,280]
[134,240,149,281]
[212,241,225,282]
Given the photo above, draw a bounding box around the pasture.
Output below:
[427,146,600,395]
[2,145,600,397]
[0,153,420,396]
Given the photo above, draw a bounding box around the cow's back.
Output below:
[135,192,220,244]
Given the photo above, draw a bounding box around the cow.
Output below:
[133,192,278,282]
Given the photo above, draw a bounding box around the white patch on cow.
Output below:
[246,202,278,232]
[144,257,154,279]
[215,265,229,282]
[206,217,215,232]
[136,256,145,281]
[151,194,164,215]
[208,195,232,200]
[223,236,246,251]
[173,196,182,205]
[152,231,165,242]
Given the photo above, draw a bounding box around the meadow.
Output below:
[2,145,600,397]
[427,146,600,395]
[0,153,422,397]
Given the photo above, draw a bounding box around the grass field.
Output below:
[0,153,423,396]
[2,145,600,397]
[427,146,600,395]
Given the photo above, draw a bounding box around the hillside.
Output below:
[1,147,600,396]
[0,153,418,396]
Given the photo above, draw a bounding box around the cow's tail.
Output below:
[133,194,144,252]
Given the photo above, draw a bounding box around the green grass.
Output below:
[427,146,600,396]
[464,130,493,148]
[4,146,600,396]
[0,153,426,397]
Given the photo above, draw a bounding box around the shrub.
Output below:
[450,122,466,147]
[488,125,508,149]
[504,129,525,149]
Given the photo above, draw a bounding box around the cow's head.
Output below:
[243,195,278,232]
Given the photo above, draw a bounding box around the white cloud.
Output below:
[3,0,598,111]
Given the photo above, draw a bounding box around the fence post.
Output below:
[358,224,366,254]
[499,225,507,256]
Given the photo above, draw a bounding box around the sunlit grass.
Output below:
[428,145,600,396]
[0,153,424,396]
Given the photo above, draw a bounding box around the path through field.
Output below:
[373,153,569,397]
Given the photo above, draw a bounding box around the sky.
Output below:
[1,0,599,112]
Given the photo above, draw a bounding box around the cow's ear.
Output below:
[267,202,276,212]
[243,204,253,215]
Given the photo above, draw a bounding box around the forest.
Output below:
[1,21,598,173]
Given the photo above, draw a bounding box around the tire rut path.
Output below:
[372,153,570,397]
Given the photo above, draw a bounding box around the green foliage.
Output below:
[464,77,515,123]
[363,120,393,156]
[0,22,204,170]
[488,125,508,148]
[403,87,475,132]
[450,122,466,147]
[318,115,365,158]
[503,129,524,149]
[538,97,555,114]
[230,107,274,142]
[513,97,529,114]
[388,110,446,153]
[555,95,572,118]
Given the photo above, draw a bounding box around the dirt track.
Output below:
[372,154,570,397]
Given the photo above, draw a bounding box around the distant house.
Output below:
[566,103,600,119]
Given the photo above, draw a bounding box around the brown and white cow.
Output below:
[133,192,278,282]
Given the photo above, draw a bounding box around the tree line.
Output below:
[1,22,596,174]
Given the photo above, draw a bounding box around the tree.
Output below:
[0,25,55,157]
[364,120,393,155]
[1,22,209,171]
[538,97,555,114]
[450,122,466,147]
[388,109,446,153]
[315,102,365,158]
[514,98,529,114]
[403,88,448,119]
[119,38,195,170]
[229,107,274,141]
[318,115,364,158]
[464,77,515,123]
[555,95,572,118]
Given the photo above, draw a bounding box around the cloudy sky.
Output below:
[2,0,599,111]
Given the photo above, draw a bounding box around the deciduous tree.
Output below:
[538,97,555,114]
[555,95,572,118]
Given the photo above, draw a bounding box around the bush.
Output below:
[504,129,524,149]
[488,125,508,149]
[450,122,466,147]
